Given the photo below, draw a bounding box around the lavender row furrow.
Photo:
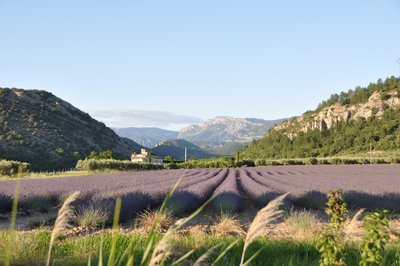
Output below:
[166,168,229,214]
[238,169,282,208]
[211,168,243,213]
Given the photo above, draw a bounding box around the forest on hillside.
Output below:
[241,77,400,160]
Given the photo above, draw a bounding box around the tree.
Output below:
[86,150,114,160]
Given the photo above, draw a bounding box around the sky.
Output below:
[0,1,399,130]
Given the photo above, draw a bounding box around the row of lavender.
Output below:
[0,168,233,220]
[239,165,400,211]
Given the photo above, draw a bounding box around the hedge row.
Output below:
[75,159,164,171]
[0,160,30,176]
[254,156,400,166]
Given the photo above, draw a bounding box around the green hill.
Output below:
[0,88,140,170]
[152,139,218,161]
[240,76,400,160]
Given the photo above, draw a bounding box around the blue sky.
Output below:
[1,1,399,130]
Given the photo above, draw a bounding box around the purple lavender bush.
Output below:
[166,169,229,214]
[211,168,243,213]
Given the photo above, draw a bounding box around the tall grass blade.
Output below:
[98,230,105,266]
[241,246,267,266]
[170,249,195,266]
[147,191,215,266]
[210,239,240,266]
[117,242,134,266]
[87,255,92,266]
[107,196,122,266]
[193,244,222,266]
[345,208,365,238]
[148,220,184,266]
[4,179,20,266]
[46,191,80,266]
[126,255,134,266]
[240,193,288,266]
[141,174,184,266]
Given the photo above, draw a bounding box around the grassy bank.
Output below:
[1,230,399,265]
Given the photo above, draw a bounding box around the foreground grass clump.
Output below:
[135,210,174,233]
[286,210,321,240]
[75,205,109,228]
[211,212,245,236]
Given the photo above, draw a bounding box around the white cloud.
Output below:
[85,108,203,130]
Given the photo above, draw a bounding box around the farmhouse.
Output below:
[131,149,163,164]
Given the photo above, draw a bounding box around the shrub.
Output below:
[318,159,330,165]
[0,160,30,176]
[390,157,400,164]
[85,150,114,160]
[317,190,348,266]
[281,159,304,165]
[164,163,179,169]
[328,158,342,165]
[340,158,357,164]
[75,159,163,171]
[359,210,390,266]
[308,157,318,165]
[254,159,266,166]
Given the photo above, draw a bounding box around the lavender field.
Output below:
[0,165,399,219]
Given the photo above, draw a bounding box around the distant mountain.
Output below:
[152,139,217,161]
[240,76,400,160]
[113,127,178,148]
[121,137,147,152]
[0,88,140,170]
[178,116,284,155]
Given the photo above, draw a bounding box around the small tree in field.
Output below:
[359,210,390,266]
[317,190,348,266]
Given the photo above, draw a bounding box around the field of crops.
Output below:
[0,165,399,220]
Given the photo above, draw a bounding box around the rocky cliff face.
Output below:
[274,90,400,138]
[178,116,284,144]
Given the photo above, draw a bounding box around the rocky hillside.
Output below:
[276,90,400,139]
[240,76,400,160]
[113,127,178,148]
[178,116,284,154]
[0,88,139,170]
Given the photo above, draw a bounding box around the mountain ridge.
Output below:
[178,116,284,147]
[0,88,140,170]
[178,116,284,143]
[113,127,178,148]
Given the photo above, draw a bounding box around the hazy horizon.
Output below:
[1,1,399,130]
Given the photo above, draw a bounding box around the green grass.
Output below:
[0,170,92,180]
[0,230,399,265]
[0,168,147,180]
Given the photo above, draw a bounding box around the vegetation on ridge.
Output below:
[240,77,400,161]
[0,88,138,171]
